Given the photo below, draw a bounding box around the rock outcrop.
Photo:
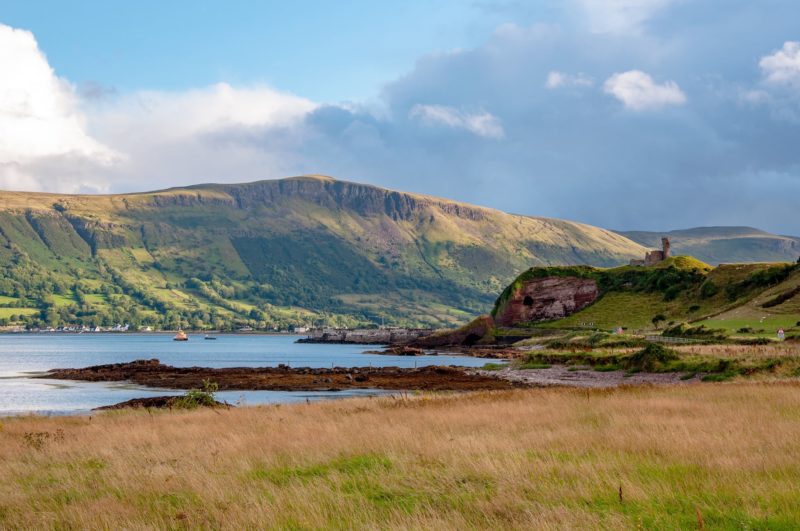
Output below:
[297,327,436,344]
[493,277,599,326]
[409,315,496,348]
[40,359,519,392]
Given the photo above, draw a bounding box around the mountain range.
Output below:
[618,227,800,265]
[0,175,795,329]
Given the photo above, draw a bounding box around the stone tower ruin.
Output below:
[630,237,671,266]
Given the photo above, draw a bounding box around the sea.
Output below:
[0,333,497,415]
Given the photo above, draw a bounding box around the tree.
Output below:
[651,314,667,329]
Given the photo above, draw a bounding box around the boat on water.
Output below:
[204,335,217,340]
[173,330,189,341]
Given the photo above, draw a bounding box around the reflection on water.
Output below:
[0,334,496,415]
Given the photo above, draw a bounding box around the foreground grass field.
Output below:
[2,384,800,529]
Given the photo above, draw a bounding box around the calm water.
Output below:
[0,333,496,415]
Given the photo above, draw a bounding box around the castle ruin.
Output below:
[630,237,670,266]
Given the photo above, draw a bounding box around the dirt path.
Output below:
[471,365,702,388]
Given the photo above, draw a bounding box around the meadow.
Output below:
[2,383,799,529]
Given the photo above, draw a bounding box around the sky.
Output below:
[1,0,800,234]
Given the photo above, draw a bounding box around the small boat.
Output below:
[173,330,189,341]
[204,335,217,340]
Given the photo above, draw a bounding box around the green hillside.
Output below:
[0,175,645,330]
[493,256,800,338]
[618,227,800,265]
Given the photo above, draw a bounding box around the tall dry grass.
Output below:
[2,383,800,529]
[675,343,800,359]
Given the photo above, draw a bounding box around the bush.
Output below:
[662,323,727,341]
[173,379,220,409]
[762,286,800,308]
[735,337,772,345]
[700,281,719,299]
[624,343,679,372]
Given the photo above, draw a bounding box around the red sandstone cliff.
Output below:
[493,277,599,327]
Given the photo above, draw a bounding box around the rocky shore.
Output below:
[38,359,519,392]
[297,328,436,344]
[93,396,229,411]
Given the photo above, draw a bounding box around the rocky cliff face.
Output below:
[493,277,599,326]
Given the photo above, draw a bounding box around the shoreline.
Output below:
[37,359,520,393]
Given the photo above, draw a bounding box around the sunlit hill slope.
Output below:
[0,175,645,329]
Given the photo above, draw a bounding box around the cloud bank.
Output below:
[0,24,117,191]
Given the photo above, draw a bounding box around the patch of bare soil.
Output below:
[471,366,702,388]
[39,359,519,392]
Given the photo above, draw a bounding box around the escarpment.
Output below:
[493,276,599,327]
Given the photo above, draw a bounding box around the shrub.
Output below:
[762,286,800,308]
[735,337,772,346]
[624,343,679,372]
[700,281,719,299]
[173,379,220,409]
[662,323,727,341]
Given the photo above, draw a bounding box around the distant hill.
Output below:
[618,227,800,265]
[0,175,645,329]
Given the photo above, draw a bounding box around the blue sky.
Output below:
[1,1,800,234]
[1,1,530,101]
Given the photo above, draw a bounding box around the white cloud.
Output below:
[0,22,319,192]
[603,70,686,110]
[94,83,315,142]
[545,71,594,89]
[409,104,504,138]
[86,84,318,189]
[759,41,800,87]
[574,0,679,34]
[0,23,117,187]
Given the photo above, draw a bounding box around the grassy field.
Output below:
[2,384,800,529]
[700,316,799,335]
[0,307,39,319]
[508,342,800,381]
[536,292,678,331]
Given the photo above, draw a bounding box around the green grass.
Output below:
[82,294,107,305]
[0,295,19,305]
[514,343,799,380]
[50,294,76,307]
[538,292,677,331]
[518,361,552,370]
[698,316,800,335]
[0,308,39,318]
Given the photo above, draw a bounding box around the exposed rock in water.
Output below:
[39,359,519,392]
[93,396,228,411]
[369,346,427,356]
[493,277,599,327]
